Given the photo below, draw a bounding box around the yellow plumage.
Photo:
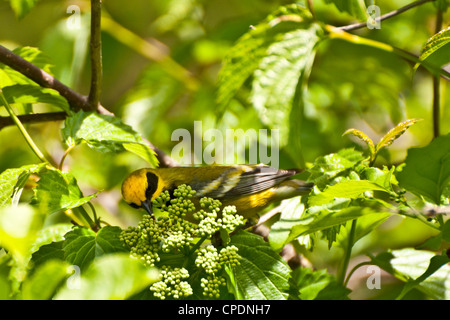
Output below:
[121,164,313,219]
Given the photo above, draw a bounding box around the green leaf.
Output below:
[269,206,383,252]
[414,27,450,73]
[30,241,65,270]
[0,163,45,207]
[62,111,158,167]
[8,0,40,19]
[376,119,421,153]
[308,148,365,189]
[343,128,375,160]
[323,0,367,20]
[292,267,350,300]
[397,134,450,205]
[32,167,99,214]
[229,230,291,300]
[62,226,127,272]
[0,85,70,112]
[53,253,160,300]
[250,23,323,148]
[21,259,71,300]
[372,249,450,300]
[217,5,323,112]
[308,180,388,207]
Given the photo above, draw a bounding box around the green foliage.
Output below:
[397,133,450,205]
[415,27,450,74]
[323,0,368,20]
[62,111,158,167]
[228,230,292,300]
[0,0,449,302]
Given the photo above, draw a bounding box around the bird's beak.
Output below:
[142,201,153,215]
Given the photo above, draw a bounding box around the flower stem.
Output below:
[0,89,49,163]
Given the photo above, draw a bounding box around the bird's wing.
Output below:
[195,165,299,198]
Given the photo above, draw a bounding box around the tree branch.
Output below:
[88,0,103,109]
[337,0,435,32]
[0,44,177,168]
[0,112,67,130]
[0,45,92,112]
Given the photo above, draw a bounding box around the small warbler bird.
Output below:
[121,164,313,219]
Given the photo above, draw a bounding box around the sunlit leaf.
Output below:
[0,85,70,112]
[371,249,450,300]
[32,167,99,214]
[269,206,383,252]
[414,27,450,73]
[0,163,45,207]
[376,119,421,153]
[62,111,158,167]
[308,180,388,207]
[343,128,375,160]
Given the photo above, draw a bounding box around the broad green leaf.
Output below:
[0,85,70,112]
[308,180,388,206]
[372,248,450,300]
[292,267,350,300]
[269,206,383,252]
[0,163,44,207]
[308,148,365,189]
[397,134,450,205]
[343,128,375,160]
[251,23,323,148]
[30,241,65,270]
[323,0,367,20]
[217,5,322,110]
[229,230,291,300]
[0,204,45,259]
[361,166,397,191]
[32,168,99,214]
[414,27,450,73]
[21,259,71,300]
[376,119,421,153]
[8,0,40,19]
[62,226,127,272]
[62,111,158,167]
[54,253,159,300]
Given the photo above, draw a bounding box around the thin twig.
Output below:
[88,0,103,109]
[432,8,443,138]
[0,111,67,130]
[337,0,435,32]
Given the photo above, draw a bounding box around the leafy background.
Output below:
[0,0,449,300]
